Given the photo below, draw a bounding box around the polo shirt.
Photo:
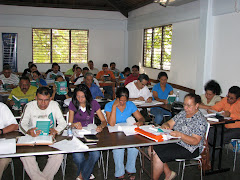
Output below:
[105,100,137,124]
[8,85,37,102]
[212,97,240,128]
[152,83,173,100]
[89,83,104,99]
[124,74,139,86]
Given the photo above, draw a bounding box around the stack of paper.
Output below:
[50,136,89,152]
[0,138,16,154]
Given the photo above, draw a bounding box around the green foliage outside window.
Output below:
[33,28,88,64]
[143,25,172,70]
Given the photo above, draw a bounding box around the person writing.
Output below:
[150,94,207,180]
[105,87,145,180]
[68,84,107,180]
[199,80,222,109]
[150,72,173,125]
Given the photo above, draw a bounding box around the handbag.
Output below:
[200,139,211,174]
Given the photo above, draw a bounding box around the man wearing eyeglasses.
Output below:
[208,86,240,157]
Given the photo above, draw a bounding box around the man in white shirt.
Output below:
[0,65,19,89]
[126,74,152,102]
[74,67,100,87]
[0,102,18,179]
[46,63,65,80]
[19,87,67,180]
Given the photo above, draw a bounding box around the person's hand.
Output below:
[170,131,182,138]
[222,111,231,117]
[96,125,103,132]
[95,96,102,99]
[49,128,58,137]
[52,84,57,92]
[27,127,41,137]
[9,100,15,106]
[146,97,152,103]
[161,123,170,130]
[113,98,120,107]
[73,122,82,129]
[163,99,168,104]
[138,96,144,101]
[134,121,144,127]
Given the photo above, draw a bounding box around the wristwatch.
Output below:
[0,129,3,135]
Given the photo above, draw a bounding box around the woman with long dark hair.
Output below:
[68,84,107,180]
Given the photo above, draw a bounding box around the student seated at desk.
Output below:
[68,84,107,180]
[119,67,131,80]
[150,94,207,180]
[19,87,67,180]
[52,75,72,104]
[22,61,33,77]
[124,65,139,86]
[199,80,222,109]
[7,76,38,108]
[110,62,120,78]
[105,87,145,180]
[96,64,115,99]
[0,102,18,179]
[208,86,240,157]
[32,70,47,87]
[70,66,83,83]
[0,65,19,89]
[46,63,65,80]
[88,60,99,76]
[150,72,173,125]
[74,67,99,87]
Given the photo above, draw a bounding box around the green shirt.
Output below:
[64,68,74,75]
[8,86,38,102]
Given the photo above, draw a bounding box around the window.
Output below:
[32,28,88,64]
[143,25,172,70]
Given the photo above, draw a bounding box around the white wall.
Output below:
[0,5,128,72]
[212,12,240,95]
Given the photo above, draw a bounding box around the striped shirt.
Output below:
[0,73,19,85]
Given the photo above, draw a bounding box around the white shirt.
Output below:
[74,77,100,87]
[20,100,67,134]
[126,80,152,101]
[0,102,18,129]
[89,68,99,75]
[0,73,19,85]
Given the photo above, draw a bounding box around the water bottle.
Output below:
[175,91,180,102]
[67,123,73,138]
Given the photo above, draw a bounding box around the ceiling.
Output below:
[0,0,197,18]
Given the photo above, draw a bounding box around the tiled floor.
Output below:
[2,146,240,180]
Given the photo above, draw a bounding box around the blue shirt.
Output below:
[39,78,47,86]
[105,100,137,124]
[152,83,173,100]
[89,83,104,99]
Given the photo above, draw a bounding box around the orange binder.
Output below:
[135,127,165,142]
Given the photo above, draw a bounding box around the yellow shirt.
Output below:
[8,86,37,102]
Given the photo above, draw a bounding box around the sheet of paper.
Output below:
[121,125,137,136]
[136,100,164,107]
[0,138,16,154]
[49,136,89,152]
[62,124,98,137]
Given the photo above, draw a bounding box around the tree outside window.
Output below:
[143,25,172,70]
[32,28,88,64]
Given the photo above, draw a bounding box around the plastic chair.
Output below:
[175,122,210,180]
[230,139,240,171]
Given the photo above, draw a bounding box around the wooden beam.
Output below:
[105,0,128,18]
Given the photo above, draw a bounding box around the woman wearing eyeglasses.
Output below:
[150,94,207,180]
[105,87,145,180]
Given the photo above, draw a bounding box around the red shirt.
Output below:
[124,74,139,86]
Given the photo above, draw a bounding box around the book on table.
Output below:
[36,119,51,136]
[16,135,53,146]
[12,95,28,110]
[55,81,67,95]
[83,135,99,142]
[167,95,176,104]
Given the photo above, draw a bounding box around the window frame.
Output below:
[142,24,172,71]
[32,28,89,64]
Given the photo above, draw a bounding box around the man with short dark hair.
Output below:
[126,74,152,102]
[88,60,99,75]
[46,63,65,80]
[20,87,67,180]
[0,65,19,89]
[65,64,78,76]
[110,62,120,78]
[208,86,240,157]
[124,65,140,86]
[7,76,37,107]
[96,64,116,99]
